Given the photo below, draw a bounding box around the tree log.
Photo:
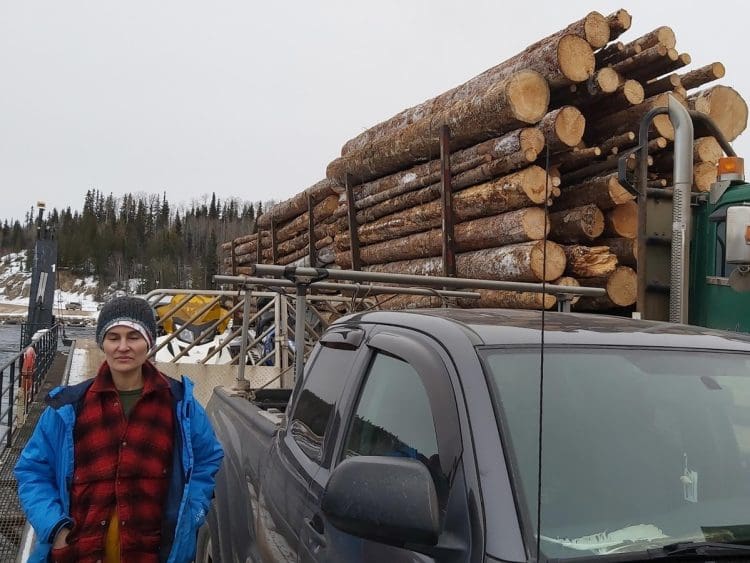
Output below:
[585,92,685,143]
[625,26,676,51]
[643,73,682,98]
[631,52,691,83]
[327,70,550,185]
[268,195,340,243]
[610,44,672,77]
[338,20,599,159]
[694,136,723,164]
[549,204,604,243]
[597,41,641,67]
[551,68,620,108]
[457,289,556,309]
[603,201,638,238]
[584,79,644,119]
[605,9,632,41]
[679,63,725,91]
[336,207,548,268]
[351,127,544,211]
[694,162,718,192]
[337,166,552,248]
[374,289,556,311]
[554,173,634,211]
[600,237,637,267]
[552,276,582,306]
[599,131,636,155]
[563,245,618,278]
[575,266,637,308]
[256,179,337,229]
[277,238,333,266]
[365,240,566,282]
[537,106,586,152]
[555,147,601,171]
[689,85,748,142]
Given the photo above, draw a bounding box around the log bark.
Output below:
[631,52,691,83]
[599,131,636,155]
[277,238,333,266]
[549,204,604,243]
[270,195,340,242]
[603,201,638,238]
[555,147,601,171]
[597,41,641,67]
[643,73,682,98]
[551,68,620,107]
[537,106,585,152]
[625,26,676,51]
[338,22,599,159]
[554,173,634,211]
[600,237,637,267]
[327,70,550,185]
[336,207,548,268]
[575,266,637,308]
[610,44,672,77]
[563,245,618,278]
[256,179,337,229]
[351,128,544,211]
[679,63,725,91]
[584,79,644,118]
[689,85,748,142]
[337,166,552,248]
[457,289,555,309]
[374,289,556,311]
[365,241,567,282]
[585,92,686,143]
[605,9,632,41]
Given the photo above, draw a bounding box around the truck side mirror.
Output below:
[321,456,440,546]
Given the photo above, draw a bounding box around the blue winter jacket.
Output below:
[14,374,224,563]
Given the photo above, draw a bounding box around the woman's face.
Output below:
[102,325,149,373]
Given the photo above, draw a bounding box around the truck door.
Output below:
[298,328,476,563]
[256,337,364,562]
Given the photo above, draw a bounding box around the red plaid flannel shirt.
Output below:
[58,361,175,563]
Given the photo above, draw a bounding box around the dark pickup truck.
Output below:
[201,308,750,562]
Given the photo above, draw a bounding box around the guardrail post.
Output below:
[7,361,15,449]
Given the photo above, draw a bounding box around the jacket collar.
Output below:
[89,359,170,396]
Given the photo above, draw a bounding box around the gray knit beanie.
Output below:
[96,296,157,349]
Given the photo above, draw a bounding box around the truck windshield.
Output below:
[482,347,750,559]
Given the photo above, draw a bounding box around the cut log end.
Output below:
[523,207,550,240]
[607,266,637,306]
[622,79,645,106]
[596,67,621,94]
[694,85,749,142]
[520,127,547,155]
[606,200,638,239]
[584,11,611,49]
[556,106,586,147]
[552,276,581,305]
[558,35,596,83]
[507,70,551,124]
[530,240,566,281]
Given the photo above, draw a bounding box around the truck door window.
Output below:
[290,347,356,462]
[344,352,439,464]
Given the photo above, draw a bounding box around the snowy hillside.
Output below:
[0,251,101,312]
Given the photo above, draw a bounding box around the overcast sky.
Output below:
[1,1,748,223]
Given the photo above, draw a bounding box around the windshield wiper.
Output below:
[651,540,750,557]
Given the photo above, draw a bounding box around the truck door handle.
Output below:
[305,514,326,547]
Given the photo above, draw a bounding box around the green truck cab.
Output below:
[628,96,750,333]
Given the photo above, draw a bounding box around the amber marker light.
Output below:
[717,156,745,181]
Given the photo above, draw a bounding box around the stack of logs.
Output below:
[220,9,748,313]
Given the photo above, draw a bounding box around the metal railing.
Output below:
[144,289,371,374]
[0,324,59,448]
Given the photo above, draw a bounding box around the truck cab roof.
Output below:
[337,308,750,352]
